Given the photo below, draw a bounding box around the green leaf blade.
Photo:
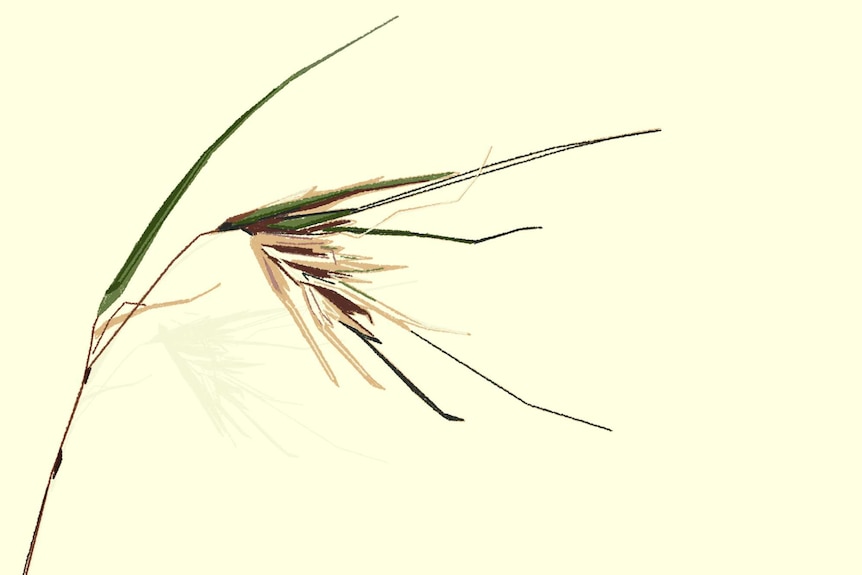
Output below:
[97,16,399,316]
[268,209,355,231]
[219,172,455,231]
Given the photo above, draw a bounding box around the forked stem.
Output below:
[22,230,221,575]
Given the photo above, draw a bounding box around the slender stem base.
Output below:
[22,356,93,574]
[22,231,218,574]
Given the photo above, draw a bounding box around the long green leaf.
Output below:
[219,172,454,231]
[268,209,355,231]
[97,16,399,316]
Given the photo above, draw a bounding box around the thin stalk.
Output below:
[22,229,222,575]
[91,231,218,366]
[21,319,97,575]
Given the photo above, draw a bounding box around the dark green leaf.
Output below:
[97,16,399,316]
[268,209,355,231]
[219,172,454,231]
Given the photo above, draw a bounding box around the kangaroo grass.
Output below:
[23,14,660,574]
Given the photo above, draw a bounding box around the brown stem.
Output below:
[89,231,217,366]
[22,230,220,574]
[21,316,97,575]
[89,299,135,359]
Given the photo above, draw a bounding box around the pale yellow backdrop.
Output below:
[1,2,859,574]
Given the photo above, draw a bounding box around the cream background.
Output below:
[1,2,860,574]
